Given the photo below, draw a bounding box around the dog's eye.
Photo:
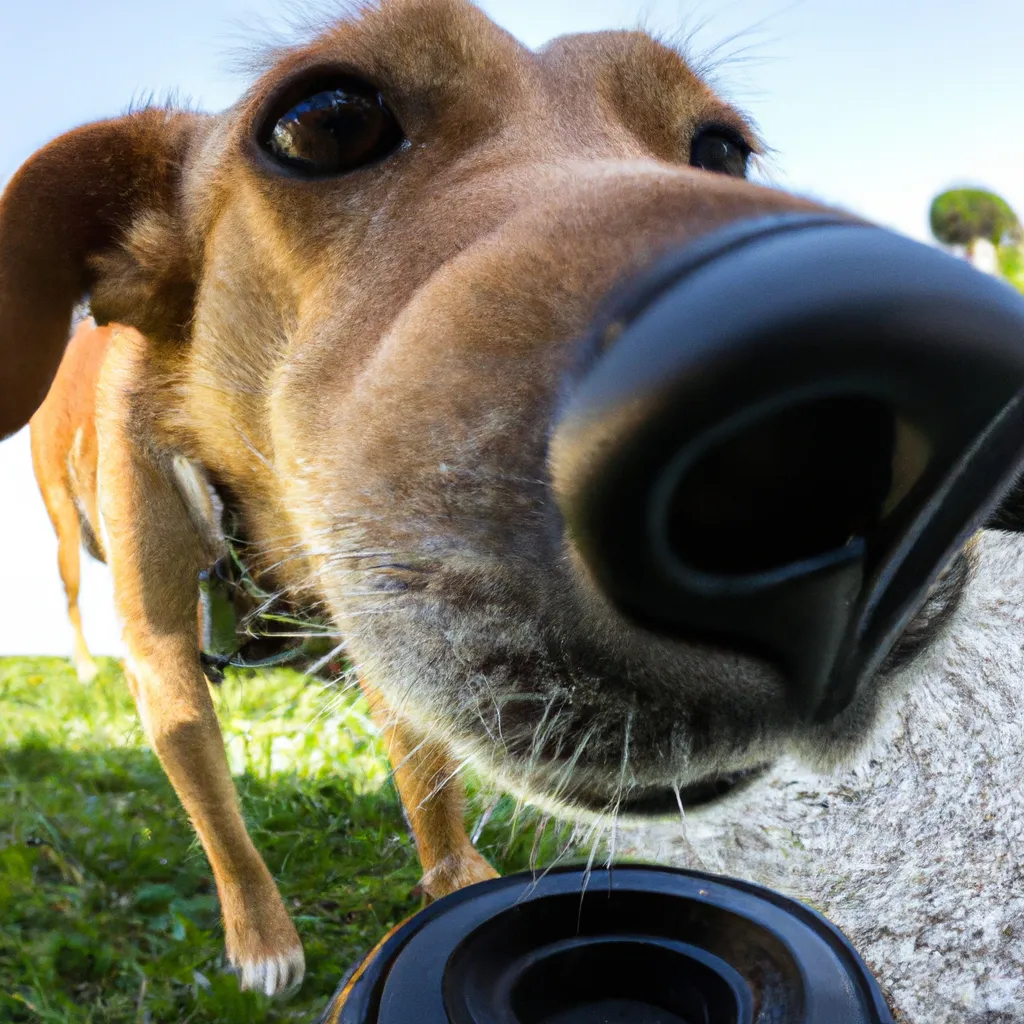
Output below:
[689,127,751,178]
[260,79,405,176]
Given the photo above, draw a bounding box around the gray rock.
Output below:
[621,530,1024,1023]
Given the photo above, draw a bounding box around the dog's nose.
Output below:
[551,214,1024,722]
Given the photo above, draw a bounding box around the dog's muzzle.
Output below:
[552,214,1024,722]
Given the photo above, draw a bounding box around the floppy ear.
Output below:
[0,109,203,439]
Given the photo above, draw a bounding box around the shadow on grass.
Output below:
[0,659,573,1023]
[0,737,426,1023]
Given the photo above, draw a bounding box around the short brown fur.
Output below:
[5,0,969,995]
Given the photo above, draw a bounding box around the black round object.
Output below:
[320,866,894,1024]
[551,214,1024,722]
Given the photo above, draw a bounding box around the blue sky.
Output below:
[1,0,1021,655]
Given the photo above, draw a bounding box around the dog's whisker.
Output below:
[302,641,351,687]
[384,736,431,781]
[547,725,597,807]
[503,795,528,858]
[673,782,687,831]
[575,810,609,928]
[529,814,551,875]
[523,818,579,897]
[416,758,472,811]
[470,794,502,847]
[235,425,277,475]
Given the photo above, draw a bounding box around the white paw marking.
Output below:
[236,943,305,996]
[76,661,98,684]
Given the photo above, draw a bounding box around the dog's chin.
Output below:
[616,764,772,819]
[514,763,773,824]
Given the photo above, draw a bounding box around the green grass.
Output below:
[0,658,568,1022]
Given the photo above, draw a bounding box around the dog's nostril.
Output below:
[661,394,907,576]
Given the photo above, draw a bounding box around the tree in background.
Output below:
[930,188,1024,293]
[930,188,1021,255]
[998,240,1024,293]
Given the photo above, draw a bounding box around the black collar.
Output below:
[197,488,343,682]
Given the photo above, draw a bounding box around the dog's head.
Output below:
[0,0,997,818]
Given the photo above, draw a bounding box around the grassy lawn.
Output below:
[0,658,570,1023]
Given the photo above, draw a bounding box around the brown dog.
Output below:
[1,0,982,996]
[30,316,333,685]
[29,317,113,682]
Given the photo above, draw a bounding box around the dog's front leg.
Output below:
[360,681,499,900]
[96,335,303,996]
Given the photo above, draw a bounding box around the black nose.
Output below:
[551,214,1024,721]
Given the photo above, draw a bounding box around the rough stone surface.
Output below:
[621,530,1024,1023]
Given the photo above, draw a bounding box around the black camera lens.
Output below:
[323,866,894,1024]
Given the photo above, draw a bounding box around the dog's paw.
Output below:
[233,943,306,997]
[225,901,305,996]
[75,658,98,684]
[419,846,500,902]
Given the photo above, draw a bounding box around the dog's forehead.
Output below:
[534,30,743,146]
[250,0,710,112]
[537,28,703,87]
[249,0,526,98]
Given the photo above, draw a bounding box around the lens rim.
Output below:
[325,865,894,1024]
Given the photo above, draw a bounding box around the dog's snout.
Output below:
[552,214,1024,722]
